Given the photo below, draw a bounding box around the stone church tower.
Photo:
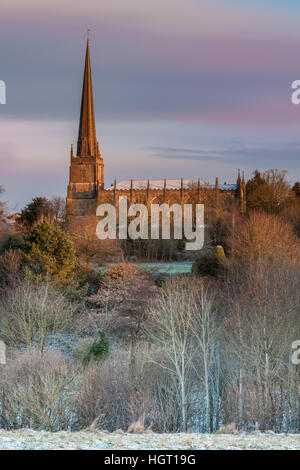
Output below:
[66,39,104,226]
[66,39,246,229]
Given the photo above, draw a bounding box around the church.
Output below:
[66,40,246,228]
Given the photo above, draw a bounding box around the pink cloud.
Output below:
[178,97,300,127]
[2,2,300,76]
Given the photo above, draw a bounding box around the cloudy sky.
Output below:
[1,0,300,209]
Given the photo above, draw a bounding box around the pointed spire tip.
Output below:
[77,36,100,158]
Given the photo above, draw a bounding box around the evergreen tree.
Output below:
[19,197,53,230]
[21,221,76,283]
[246,170,266,197]
[83,330,109,364]
[246,169,293,214]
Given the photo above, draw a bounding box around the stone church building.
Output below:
[66,40,246,228]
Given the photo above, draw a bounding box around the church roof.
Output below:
[107,179,236,191]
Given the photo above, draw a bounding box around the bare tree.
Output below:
[224,261,300,431]
[50,196,66,222]
[147,277,197,431]
[227,210,299,267]
[191,281,219,432]
[147,276,220,432]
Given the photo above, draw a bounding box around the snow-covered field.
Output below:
[0,430,299,450]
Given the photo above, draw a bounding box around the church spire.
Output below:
[77,38,100,158]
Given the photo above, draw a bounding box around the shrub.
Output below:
[0,249,22,286]
[0,279,80,351]
[0,232,23,254]
[86,264,156,340]
[192,251,223,277]
[214,245,226,258]
[104,263,140,283]
[75,351,150,431]
[83,330,109,365]
[215,423,238,434]
[154,273,167,287]
[227,211,299,266]
[0,349,77,431]
[281,200,300,237]
[20,221,76,283]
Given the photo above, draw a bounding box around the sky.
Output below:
[1,0,300,209]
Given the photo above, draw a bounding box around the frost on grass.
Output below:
[0,431,299,450]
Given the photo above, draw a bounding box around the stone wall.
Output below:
[66,186,237,229]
